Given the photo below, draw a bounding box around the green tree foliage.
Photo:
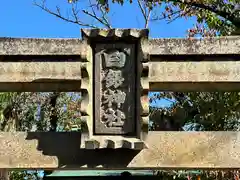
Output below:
[9,170,42,180]
[149,92,240,131]
[96,0,240,36]
[0,92,82,132]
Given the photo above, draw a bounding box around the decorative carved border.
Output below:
[80,29,149,150]
[79,43,93,140]
[138,47,150,141]
[81,29,149,39]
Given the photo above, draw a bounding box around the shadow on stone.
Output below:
[26,132,140,168]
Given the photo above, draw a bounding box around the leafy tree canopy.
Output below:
[96,0,240,36]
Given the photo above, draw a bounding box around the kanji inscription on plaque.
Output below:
[94,44,136,135]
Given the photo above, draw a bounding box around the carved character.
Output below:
[103,49,126,68]
[102,108,126,127]
[99,48,130,129]
[102,89,126,108]
[103,69,124,88]
[101,108,116,127]
[113,109,126,127]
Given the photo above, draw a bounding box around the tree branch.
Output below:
[82,9,112,28]
[97,0,239,27]
[137,0,152,28]
[180,0,238,25]
[147,0,239,26]
[100,6,112,28]
[150,9,183,23]
[49,92,60,132]
[86,0,112,28]
[33,0,98,28]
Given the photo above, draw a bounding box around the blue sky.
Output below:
[0,0,196,38]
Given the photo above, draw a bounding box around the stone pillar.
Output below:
[80,29,149,150]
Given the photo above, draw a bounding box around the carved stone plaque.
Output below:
[94,44,136,135]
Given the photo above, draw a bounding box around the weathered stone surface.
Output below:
[94,43,136,135]
[0,35,239,56]
[82,137,145,149]
[143,36,240,55]
[150,61,240,82]
[129,131,237,168]
[81,29,149,39]
[0,62,83,91]
[0,62,82,82]
[1,132,240,169]
[0,38,87,56]
[0,132,58,168]
[149,61,240,91]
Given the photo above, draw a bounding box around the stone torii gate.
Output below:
[0,29,239,177]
